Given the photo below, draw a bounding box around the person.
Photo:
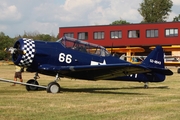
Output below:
[12,65,23,86]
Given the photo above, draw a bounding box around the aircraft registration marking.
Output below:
[150,59,161,65]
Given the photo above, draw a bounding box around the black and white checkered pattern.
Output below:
[18,38,35,66]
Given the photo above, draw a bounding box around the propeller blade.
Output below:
[4,47,25,55]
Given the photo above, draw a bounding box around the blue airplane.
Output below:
[1,37,173,93]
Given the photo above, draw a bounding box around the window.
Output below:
[128,30,140,38]
[64,33,74,38]
[57,37,74,48]
[146,29,158,38]
[94,32,104,39]
[78,32,88,40]
[110,31,122,39]
[165,28,178,37]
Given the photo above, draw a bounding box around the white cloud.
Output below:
[87,0,142,25]
[0,25,7,31]
[168,12,178,21]
[29,21,59,36]
[59,0,103,23]
[64,0,96,11]
[0,2,21,22]
[172,0,180,5]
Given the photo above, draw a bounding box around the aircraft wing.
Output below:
[38,63,151,80]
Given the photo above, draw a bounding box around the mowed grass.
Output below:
[0,65,180,120]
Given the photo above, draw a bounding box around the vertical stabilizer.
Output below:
[141,46,164,68]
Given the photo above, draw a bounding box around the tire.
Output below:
[177,68,180,74]
[46,82,60,93]
[26,79,39,91]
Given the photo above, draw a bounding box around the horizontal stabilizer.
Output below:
[148,67,173,75]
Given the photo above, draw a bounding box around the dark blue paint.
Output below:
[12,37,173,83]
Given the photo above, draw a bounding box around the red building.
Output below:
[59,22,180,55]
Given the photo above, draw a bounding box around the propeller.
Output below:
[4,47,25,55]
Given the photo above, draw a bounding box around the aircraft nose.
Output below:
[12,38,36,67]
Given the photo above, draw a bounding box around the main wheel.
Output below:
[46,82,60,93]
[26,79,39,91]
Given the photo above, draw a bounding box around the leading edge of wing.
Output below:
[38,63,151,79]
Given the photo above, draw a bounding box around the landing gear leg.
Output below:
[54,73,60,82]
[34,72,40,80]
[46,73,61,93]
[26,72,40,91]
[144,82,149,89]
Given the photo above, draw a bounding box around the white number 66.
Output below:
[59,53,72,64]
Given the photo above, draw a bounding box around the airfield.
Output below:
[0,65,180,120]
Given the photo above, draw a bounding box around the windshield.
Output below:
[57,37,110,57]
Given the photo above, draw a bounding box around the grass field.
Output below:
[0,65,180,120]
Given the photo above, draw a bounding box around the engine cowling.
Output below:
[12,38,36,67]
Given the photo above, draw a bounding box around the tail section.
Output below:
[141,46,164,68]
[141,46,173,75]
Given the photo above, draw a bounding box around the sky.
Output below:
[0,0,180,38]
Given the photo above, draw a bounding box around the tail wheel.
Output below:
[47,82,60,93]
[26,79,39,91]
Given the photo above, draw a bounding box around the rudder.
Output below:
[141,46,173,75]
[141,46,164,68]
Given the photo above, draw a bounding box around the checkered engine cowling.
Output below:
[18,38,35,66]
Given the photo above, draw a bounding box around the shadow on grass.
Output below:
[60,87,146,95]
[31,86,145,95]
[121,86,169,89]
[31,85,169,95]
[1,85,168,95]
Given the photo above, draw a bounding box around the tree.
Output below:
[0,32,15,60]
[173,14,180,22]
[138,0,173,23]
[15,31,58,41]
[110,20,130,25]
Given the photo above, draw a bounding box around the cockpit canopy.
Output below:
[57,37,110,57]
